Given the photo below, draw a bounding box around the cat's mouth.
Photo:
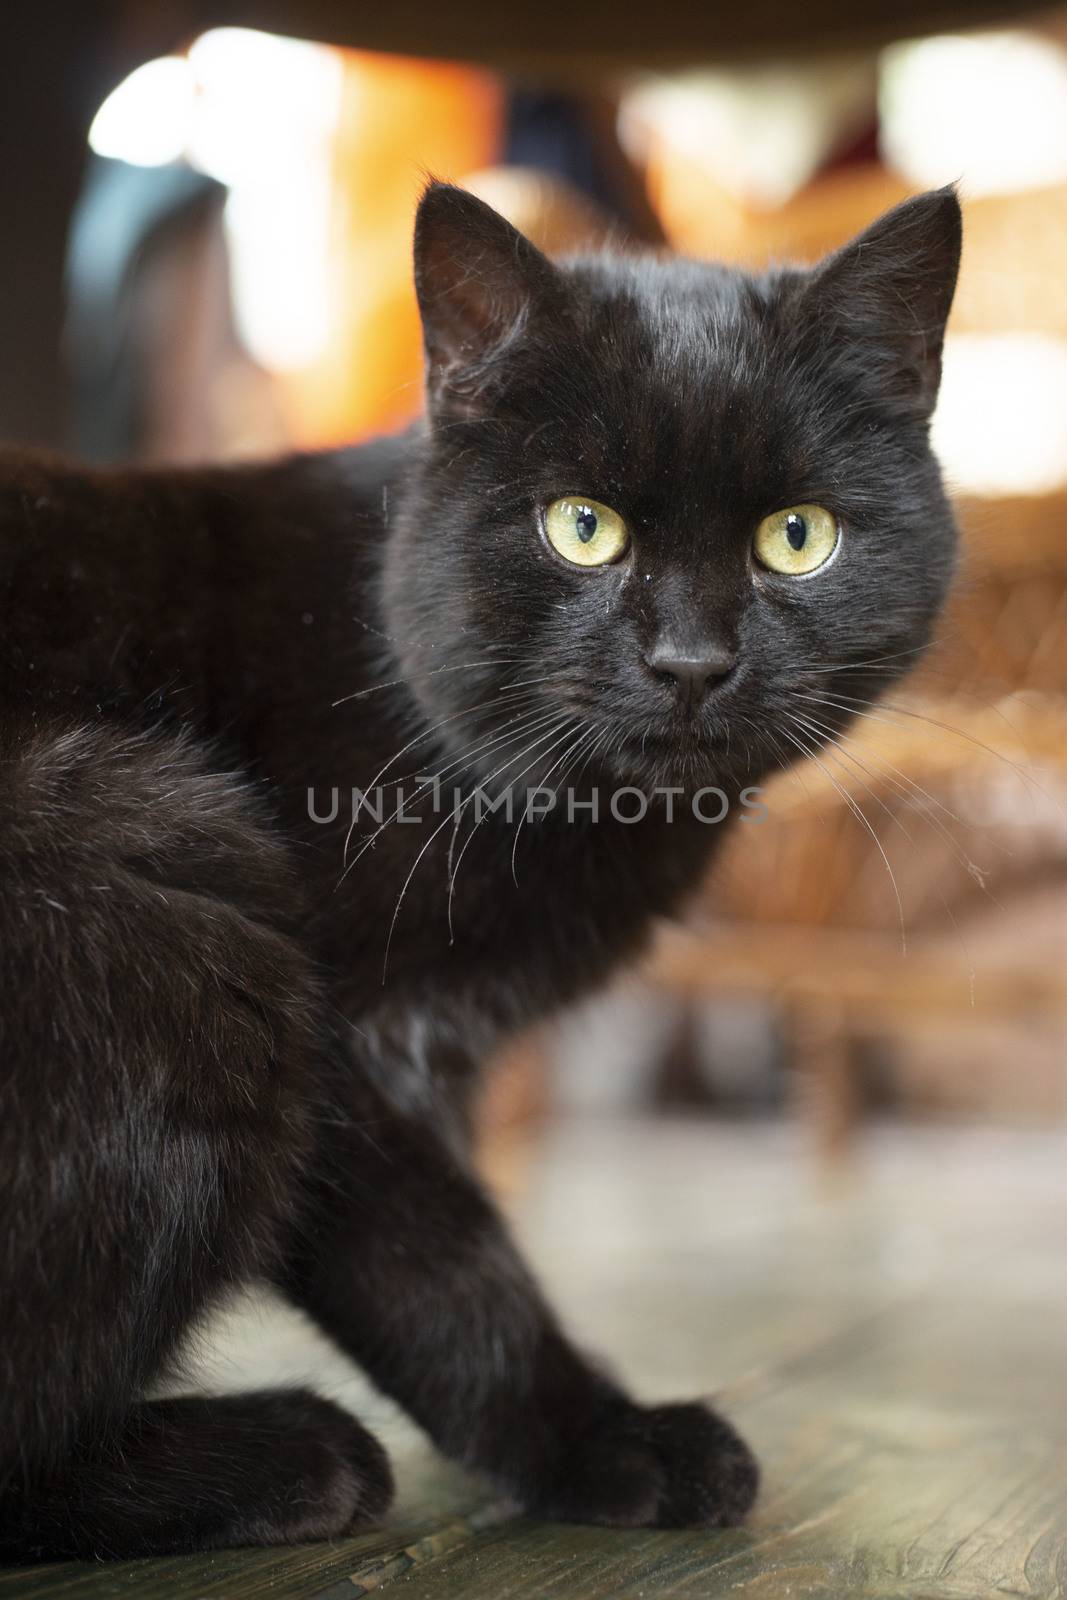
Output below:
[611,715,746,787]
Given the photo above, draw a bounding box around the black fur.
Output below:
[0,183,961,1559]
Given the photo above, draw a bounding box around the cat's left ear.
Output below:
[800,186,962,419]
[414,181,564,420]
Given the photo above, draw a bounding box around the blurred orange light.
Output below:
[288,52,502,448]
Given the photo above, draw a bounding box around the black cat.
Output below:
[0,181,960,1560]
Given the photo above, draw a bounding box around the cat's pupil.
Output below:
[785,513,807,551]
[575,508,598,543]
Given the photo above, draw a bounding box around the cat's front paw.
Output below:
[538,1401,758,1530]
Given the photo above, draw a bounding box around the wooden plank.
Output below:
[370,1319,1067,1600]
[4,1125,1064,1599]
[0,1485,514,1600]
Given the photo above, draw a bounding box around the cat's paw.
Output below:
[538,1401,758,1529]
[290,1398,397,1539]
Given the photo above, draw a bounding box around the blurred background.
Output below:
[3,1,1067,1168]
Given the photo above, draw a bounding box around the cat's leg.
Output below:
[0,720,393,1560]
[276,1040,758,1530]
[2,1391,392,1561]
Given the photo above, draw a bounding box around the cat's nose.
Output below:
[645,644,736,704]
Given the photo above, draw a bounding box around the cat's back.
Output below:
[0,438,403,730]
[0,448,212,705]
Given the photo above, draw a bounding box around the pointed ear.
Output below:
[413,181,563,419]
[800,186,962,418]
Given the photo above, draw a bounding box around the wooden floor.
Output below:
[3,1118,1066,1599]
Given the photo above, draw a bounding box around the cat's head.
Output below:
[382,181,961,796]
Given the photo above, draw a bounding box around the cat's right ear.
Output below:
[797,186,962,420]
[414,181,563,421]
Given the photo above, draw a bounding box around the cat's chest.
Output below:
[306,801,724,1028]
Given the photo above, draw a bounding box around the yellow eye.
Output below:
[544,497,630,567]
[754,504,839,576]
